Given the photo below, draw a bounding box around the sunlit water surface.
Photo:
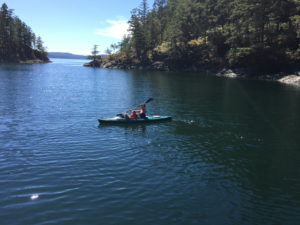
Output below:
[0,58,299,225]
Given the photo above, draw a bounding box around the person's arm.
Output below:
[130,109,141,113]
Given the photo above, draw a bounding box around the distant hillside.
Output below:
[48,52,88,59]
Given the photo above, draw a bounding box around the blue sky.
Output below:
[4,0,154,55]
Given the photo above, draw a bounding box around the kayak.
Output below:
[98,115,172,125]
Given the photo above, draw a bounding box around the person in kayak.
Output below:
[130,104,147,119]
[139,104,147,119]
[129,110,138,119]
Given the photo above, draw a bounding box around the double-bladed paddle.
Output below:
[116,98,154,117]
[143,98,154,104]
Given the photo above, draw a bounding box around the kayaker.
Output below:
[129,110,138,119]
[139,104,147,119]
[130,104,147,119]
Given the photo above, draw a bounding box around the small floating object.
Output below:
[30,194,39,200]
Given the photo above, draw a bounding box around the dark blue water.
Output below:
[1,59,300,225]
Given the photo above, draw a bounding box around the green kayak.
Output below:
[98,115,172,125]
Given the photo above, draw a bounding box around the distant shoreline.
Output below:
[0,59,51,64]
[48,52,88,60]
[0,59,52,64]
[19,59,52,64]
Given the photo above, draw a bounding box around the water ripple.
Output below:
[1,60,300,225]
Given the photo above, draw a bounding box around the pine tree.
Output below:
[114,0,300,70]
[90,45,100,61]
[0,3,48,62]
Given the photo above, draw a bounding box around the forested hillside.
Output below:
[0,3,48,62]
[112,0,300,72]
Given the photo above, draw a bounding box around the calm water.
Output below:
[1,58,300,225]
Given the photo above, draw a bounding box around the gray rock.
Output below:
[216,69,238,78]
[278,75,300,85]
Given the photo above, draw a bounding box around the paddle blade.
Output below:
[145,98,154,104]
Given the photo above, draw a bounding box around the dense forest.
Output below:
[108,0,300,72]
[0,3,48,62]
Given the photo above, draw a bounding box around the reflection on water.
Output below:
[0,58,299,225]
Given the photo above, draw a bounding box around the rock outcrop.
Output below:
[216,69,238,78]
[278,75,300,85]
[84,59,300,86]
[84,59,170,71]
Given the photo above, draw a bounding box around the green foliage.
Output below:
[36,36,46,53]
[227,46,289,72]
[129,0,151,63]
[0,3,48,62]
[87,45,102,61]
[112,0,300,71]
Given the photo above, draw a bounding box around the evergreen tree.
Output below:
[129,0,151,63]
[0,3,13,60]
[88,45,101,61]
[36,36,45,52]
[0,3,48,62]
[114,0,300,71]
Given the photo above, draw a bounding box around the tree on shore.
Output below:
[36,37,45,52]
[88,45,101,61]
[0,3,48,62]
[113,0,300,72]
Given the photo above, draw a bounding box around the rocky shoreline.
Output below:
[19,59,51,64]
[216,69,300,85]
[84,59,171,71]
[84,59,300,86]
[1,58,51,64]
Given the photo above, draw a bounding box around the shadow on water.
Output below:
[124,71,300,224]
[97,119,173,136]
[169,109,300,225]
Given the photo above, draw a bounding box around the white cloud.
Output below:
[96,19,129,39]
